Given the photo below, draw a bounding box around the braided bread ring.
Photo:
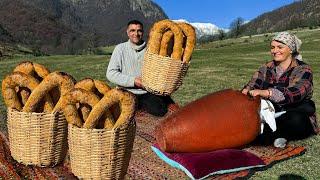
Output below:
[75,78,115,129]
[16,87,31,105]
[177,22,196,63]
[94,79,111,95]
[13,61,34,75]
[74,78,111,98]
[2,72,54,112]
[79,104,91,123]
[74,78,96,92]
[148,19,184,60]
[93,79,118,128]
[23,71,75,112]
[75,79,97,121]
[13,61,50,80]
[83,88,135,129]
[93,79,120,123]
[13,61,51,105]
[159,30,174,57]
[61,88,101,127]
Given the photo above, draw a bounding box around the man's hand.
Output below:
[134,77,143,88]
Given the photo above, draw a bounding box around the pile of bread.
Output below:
[2,61,135,129]
[147,19,196,62]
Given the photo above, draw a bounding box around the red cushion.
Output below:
[152,144,265,179]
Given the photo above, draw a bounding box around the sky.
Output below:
[152,0,297,29]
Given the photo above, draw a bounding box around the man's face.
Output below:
[127,24,143,45]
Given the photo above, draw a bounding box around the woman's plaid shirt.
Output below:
[244,59,319,133]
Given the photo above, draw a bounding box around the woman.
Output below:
[242,32,319,145]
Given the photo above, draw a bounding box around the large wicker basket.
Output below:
[68,120,136,179]
[142,51,189,96]
[7,108,68,167]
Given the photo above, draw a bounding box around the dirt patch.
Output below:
[0,112,7,133]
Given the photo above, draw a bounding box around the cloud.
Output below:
[173,19,229,39]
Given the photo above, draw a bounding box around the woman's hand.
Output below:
[248,89,271,98]
[241,88,249,95]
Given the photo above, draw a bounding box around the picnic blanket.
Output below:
[127,110,306,179]
[0,107,306,179]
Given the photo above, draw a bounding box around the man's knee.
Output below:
[147,104,168,116]
[139,93,168,116]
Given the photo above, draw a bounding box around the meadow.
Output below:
[0,28,319,179]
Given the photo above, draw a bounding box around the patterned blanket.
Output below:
[0,108,306,179]
[127,110,306,179]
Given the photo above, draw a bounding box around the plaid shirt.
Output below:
[244,59,319,133]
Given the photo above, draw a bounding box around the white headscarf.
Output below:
[272,32,303,61]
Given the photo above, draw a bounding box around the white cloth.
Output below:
[259,99,286,134]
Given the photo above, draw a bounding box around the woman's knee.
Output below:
[286,112,310,127]
[278,111,313,139]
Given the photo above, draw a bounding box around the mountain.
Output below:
[174,19,227,39]
[241,0,320,35]
[0,0,167,54]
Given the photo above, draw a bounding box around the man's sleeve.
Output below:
[106,46,135,87]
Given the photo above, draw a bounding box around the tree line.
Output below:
[199,0,320,44]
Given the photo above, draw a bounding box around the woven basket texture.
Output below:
[68,120,136,179]
[142,51,189,96]
[7,108,68,167]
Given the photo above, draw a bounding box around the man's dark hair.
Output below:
[127,20,143,28]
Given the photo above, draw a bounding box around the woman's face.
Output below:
[270,40,292,62]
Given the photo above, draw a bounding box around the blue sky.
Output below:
[152,0,297,29]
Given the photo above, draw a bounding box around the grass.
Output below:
[1,28,320,179]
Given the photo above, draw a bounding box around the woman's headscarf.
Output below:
[272,32,302,61]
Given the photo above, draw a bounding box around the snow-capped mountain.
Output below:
[173,19,228,39]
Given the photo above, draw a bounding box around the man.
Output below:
[107,20,175,117]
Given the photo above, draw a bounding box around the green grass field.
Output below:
[0,28,319,179]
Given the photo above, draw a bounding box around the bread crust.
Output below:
[2,72,54,112]
[148,19,184,60]
[23,71,75,113]
[83,88,135,129]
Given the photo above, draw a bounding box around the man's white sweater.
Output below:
[106,40,147,94]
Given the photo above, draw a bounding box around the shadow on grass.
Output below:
[278,174,307,180]
[236,149,307,179]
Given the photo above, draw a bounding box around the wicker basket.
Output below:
[7,108,68,167]
[142,51,189,96]
[68,120,136,179]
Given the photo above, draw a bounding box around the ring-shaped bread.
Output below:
[74,78,115,129]
[13,61,51,105]
[159,30,174,57]
[2,72,54,112]
[177,22,196,63]
[148,19,184,60]
[83,88,135,129]
[93,79,120,122]
[23,71,75,112]
[61,88,102,127]
[13,61,50,80]
[74,78,111,98]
